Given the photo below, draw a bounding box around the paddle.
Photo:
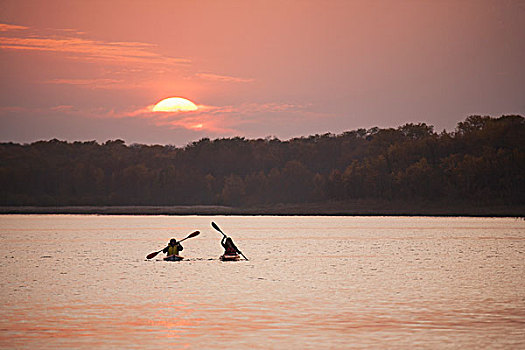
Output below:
[146,230,200,259]
[211,222,249,260]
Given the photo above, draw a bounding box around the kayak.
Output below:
[220,253,240,261]
[164,255,184,261]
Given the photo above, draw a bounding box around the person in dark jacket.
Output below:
[221,236,239,255]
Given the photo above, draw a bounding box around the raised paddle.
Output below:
[211,222,249,260]
[146,230,200,259]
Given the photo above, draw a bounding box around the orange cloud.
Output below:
[119,104,227,132]
[196,73,254,83]
[0,23,28,31]
[158,113,236,133]
[1,22,260,95]
[45,78,123,89]
[116,101,309,134]
[50,105,75,112]
[0,23,190,66]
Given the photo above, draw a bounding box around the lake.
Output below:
[0,215,524,349]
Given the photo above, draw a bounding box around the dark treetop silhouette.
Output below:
[1,115,523,210]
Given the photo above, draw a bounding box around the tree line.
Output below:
[0,115,523,207]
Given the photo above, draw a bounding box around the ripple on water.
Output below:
[0,215,524,349]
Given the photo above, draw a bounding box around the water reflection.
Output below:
[0,215,524,349]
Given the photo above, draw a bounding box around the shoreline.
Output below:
[1,202,523,217]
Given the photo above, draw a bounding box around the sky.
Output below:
[1,0,524,146]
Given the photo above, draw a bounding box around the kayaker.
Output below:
[221,236,239,255]
[163,238,183,258]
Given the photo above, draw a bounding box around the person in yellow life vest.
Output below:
[163,238,183,260]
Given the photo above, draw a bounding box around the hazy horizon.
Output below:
[1,113,520,148]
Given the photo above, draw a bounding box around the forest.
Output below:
[0,115,524,210]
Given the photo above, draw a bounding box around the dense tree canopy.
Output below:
[1,115,523,207]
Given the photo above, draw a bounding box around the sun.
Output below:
[152,97,198,112]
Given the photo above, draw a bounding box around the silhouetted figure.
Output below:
[221,236,239,255]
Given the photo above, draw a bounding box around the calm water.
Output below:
[0,215,524,349]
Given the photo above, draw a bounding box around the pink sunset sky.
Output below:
[1,0,524,146]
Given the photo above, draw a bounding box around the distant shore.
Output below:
[1,201,523,217]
